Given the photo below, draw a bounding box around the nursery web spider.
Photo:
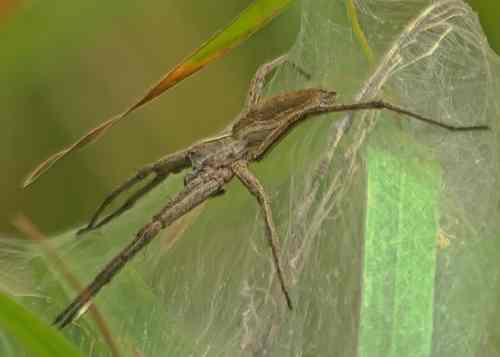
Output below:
[25,55,489,329]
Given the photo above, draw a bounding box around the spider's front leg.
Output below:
[250,93,490,162]
[245,54,311,108]
[314,100,490,132]
[245,55,287,107]
[77,149,191,235]
[232,160,292,310]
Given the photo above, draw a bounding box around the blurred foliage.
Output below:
[0,0,498,236]
[466,0,500,55]
[0,0,299,235]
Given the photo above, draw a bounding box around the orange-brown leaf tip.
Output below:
[22,151,65,188]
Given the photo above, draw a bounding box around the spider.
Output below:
[25,55,488,329]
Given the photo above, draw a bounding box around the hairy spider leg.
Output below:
[315,100,490,131]
[78,149,191,235]
[79,175,167,235]
[245,54,311,108]
[245,55,288,107]
[251,98,489,161]
[54,167,232,329]
[232,160,293,310]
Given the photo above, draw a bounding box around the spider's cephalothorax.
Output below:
[24,55,487,329]
[232,88,337,160]
[184,88,337,180]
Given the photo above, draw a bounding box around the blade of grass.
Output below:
[346,0,374,66]
[0,291,84,357]
[23,0,292,188]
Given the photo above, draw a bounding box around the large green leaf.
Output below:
[0,292,84,357]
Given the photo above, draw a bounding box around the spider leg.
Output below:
[250,98,489,162]
[77,149,190,235]
[245,55,311,108]
[316,100,490,131]
[54,167,232,329]
[78,174,167,235]
[232,160,292,310]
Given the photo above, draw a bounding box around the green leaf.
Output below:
[0,292,84,357]
[360,143,440,357]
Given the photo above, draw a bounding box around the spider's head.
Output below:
[317,89,337,107]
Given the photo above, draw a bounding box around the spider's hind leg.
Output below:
[77,149,190,235]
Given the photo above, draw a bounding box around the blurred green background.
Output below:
[0,0,498,237]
